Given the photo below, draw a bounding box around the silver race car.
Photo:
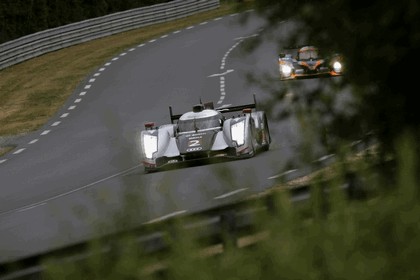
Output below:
[140,96,271,172]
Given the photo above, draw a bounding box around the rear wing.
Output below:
[169,94,258,124]
[279,45,316,55]
[280,45,337,58]
[169,106,182,124]
[214,95,257,114]
[282,45,313,50]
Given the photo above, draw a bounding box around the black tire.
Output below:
[249,128,256,156]
[261,115,271,152]
[260,129,270,152]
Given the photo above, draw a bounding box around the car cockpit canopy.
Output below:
[177,109,223,133]
[298,46,319,60]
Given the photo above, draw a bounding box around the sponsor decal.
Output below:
[188,139,201,147]
[186,147,203,152]
[186,132,206,138]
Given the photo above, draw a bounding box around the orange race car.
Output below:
[278,45,343,80]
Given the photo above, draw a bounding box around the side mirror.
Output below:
[144,122,155,130]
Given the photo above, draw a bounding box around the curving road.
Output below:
[0,11,331,263]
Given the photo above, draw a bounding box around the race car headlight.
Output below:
[231,120,245,146]
[280,64,292,76]
[333,61,342,73]
[142,134,158,159]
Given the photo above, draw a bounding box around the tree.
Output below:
[250,0,420,186]
[0,0,172,44]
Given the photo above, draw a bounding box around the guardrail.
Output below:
[0,0,220,71]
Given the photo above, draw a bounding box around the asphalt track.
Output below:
[0,10,336,263]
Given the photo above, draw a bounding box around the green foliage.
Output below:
[43,133,420,279]
[252,0,420,185]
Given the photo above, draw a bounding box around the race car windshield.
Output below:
[178,116,222,132]
[299,49,318,60]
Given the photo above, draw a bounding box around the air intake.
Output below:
[192,104,204,112]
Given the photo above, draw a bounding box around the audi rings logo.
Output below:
[186,147,203,152]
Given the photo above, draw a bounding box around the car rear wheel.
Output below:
[245,125,256,157]
[261,115,271,152]
[261,133,270,151]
